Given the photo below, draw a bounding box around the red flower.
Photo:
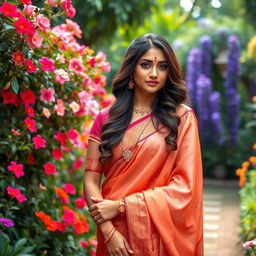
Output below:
[63,183,76,194]
[7,186,27,203]
[25,105,35,117]
[7,161,24,178]
[89,57,97,68]
[45,219,58,231]
[20,0,32,5]
[56,221,66,231]
[1,90,20,106]
[25,59,36,73]
[80,241,89,248]
[61,208,75,224]
[55,187,69,204]
[75,198,86,209]
[0,2,19,18]
[52,148,63,160]
[11,129,21,135]
[72,158,83,170]
[14,17,35,36]
[27,153,35,164]
[24,117,37,132]
[73,216,89,234]
[67,128,78,141]
[20,89,36,105]
[54,131,67,146]
[12,51,24,66]
[43,162,56,175]
[32,135,46,149]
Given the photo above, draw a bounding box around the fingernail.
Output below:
[129,250,133,254]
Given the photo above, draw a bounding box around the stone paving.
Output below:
[203,179,245,256]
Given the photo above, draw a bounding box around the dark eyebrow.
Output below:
[139,59,168,63]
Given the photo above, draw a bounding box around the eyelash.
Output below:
[140,63,168,70]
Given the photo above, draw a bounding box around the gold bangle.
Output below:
[104,227,116,244]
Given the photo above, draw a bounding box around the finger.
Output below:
[124,239,133,254]
[91,196,104,203]
[120,248,129,256]
[89,204,96,212]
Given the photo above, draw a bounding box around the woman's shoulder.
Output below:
[175,103,193,118]
[99,107,110,122]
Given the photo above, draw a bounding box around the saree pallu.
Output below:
[90,105,204,256]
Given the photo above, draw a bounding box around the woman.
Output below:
[83,33,203,256]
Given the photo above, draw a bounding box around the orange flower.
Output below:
[249,156,256,165]
[54,186,69,204]
[253,143,256,150]
[45,219,58,231]
[252,96,256,103]
[35,211,51,222]
[235,168,247,187]
[242,161,250,169]
[73,214,89,234]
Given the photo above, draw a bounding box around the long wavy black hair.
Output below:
[99,33,188,164]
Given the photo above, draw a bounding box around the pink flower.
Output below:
[60,0,71,10]
[27,153,35,164]
[96,51,106,62]
[69,101,80,113]
[54,69,70,84]
[87,100,99,116]
[54,99,66,116]
[75,198,86,209]
[40,88,55,102]
[67,128,78,141]
[52,148,63,160]
[80,241,89,248]
[243,238,256,248]
[25,105,35,117]
[42,107,51,118]
[46,0,57,7]
[54,131,67,146]
[0,2,19,18]
[63,184,76,194]
[26,30,43,48]
[89,249,96,256]
[20,89,36,105]
[24,117,37,132]
[1,90,20,106]
[7,186,27,203]
[88,238,98,247]
[101,61,111,72]
[69,58,85,73]
[25,59,36,73]
[14,17,35,36]
[36,14,51,32]
[65,19,82,38]
[39,57,55,72]
[43,162,56,175]
[12,51,24,66]
[62,209,75,224]
[11,129,21,135]
[32,135,46,149]
[23,4,36,16]
[72,158,83,170]
[78,90,92,104]
[56,54,66,64]
[7,161,24,178]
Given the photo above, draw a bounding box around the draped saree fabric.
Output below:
[86,104,204,256]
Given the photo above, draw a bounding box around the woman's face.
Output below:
[133,47,169,97]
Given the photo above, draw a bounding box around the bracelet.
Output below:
[118,199,125,216]
[104,227,116,244]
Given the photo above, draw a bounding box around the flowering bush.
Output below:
[0,0,113,254]
[236,98,256,256]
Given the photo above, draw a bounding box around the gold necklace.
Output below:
[121,117,152,162]
[134,106,151,116]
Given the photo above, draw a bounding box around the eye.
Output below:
[140,62,151,69]
[159,64,168,70]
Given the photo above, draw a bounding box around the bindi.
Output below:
[154,57,157,62]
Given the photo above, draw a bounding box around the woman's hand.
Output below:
[89,197,120,225]
[106,230,133,256]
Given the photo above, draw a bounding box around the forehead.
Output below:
[139,47,166,61]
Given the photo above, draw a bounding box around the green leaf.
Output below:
[0,43,8,51]
[13,238,27,255]
[11,79,19,94]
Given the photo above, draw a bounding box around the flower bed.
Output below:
[0,0,112,255]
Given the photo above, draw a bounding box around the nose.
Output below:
[149,65,158,78]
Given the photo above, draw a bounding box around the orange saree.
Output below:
[87,104,204,256]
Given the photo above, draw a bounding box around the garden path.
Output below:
[203,179,245,256]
